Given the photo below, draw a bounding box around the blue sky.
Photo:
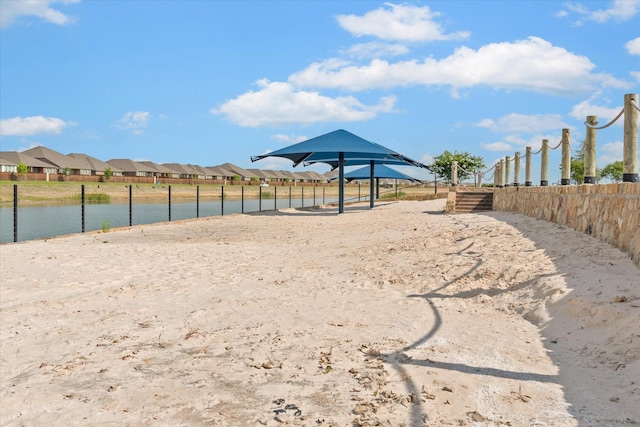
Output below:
[1,0,638,183]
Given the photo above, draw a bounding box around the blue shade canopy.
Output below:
[251,129,426,169]
[330,164,423,183]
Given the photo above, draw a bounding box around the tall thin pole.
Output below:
[623,93,639,182]
[584,116,598,184]
[540,139,549,186]
[369,160,375,209]
[561,129,571,185]
[525,146,532,186]
[13,184,18,242]
[338,152,345,213]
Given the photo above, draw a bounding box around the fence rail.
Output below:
[2,183,439,243]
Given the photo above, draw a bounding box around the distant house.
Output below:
[162,163,195,179]
[68,153,123,177]
[138,161,176,180]
[23,146,91,176]
[216,163,255,181]
[106,159,156,178]
[205,165,234,181]
[0,151,55,174]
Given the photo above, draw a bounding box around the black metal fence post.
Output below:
[129,185,133,226]
[289,186,291,208]
[313,186,316,207]
[168,185,172,221]
[302,187,304,208]
[274,187,277,210]
[241,186,244,213]
[81,184,85,233]
[13,185,17,242]
[221,186,225,216]
[196,185,200,218]
[259,186,262,212]
[323,187,325,205]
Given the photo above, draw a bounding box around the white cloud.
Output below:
[114,111,151,134]
[336,3,470,42]
[212,79,397,127]
[344,42,409,60]
[569,96,624,125]
[559,0,640,25]
[597,141,624,165]
[0,0,80,29]
[270,134,308,144]
[625,37,640,55]
[481,141,513,151]
[0,115,71,136]
[289,37,627,94]
[474,113,570,133]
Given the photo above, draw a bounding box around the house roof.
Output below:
[138,161,174,174]
[68,153,121,172]
[23,146,88,170]
[216,163,255,179]
[0,151,53,168]
[107,159,155,173]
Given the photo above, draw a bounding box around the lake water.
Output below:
[0,195,344,243]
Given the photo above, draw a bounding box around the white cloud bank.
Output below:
[0,116,71,136]
[626,37,640,55]
[212,79,396,127]
[0,0,80,29]
[558,0,640,25]
[289,37,627,94]
[336,3,470,42]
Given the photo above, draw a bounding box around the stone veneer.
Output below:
[492,183,640,268]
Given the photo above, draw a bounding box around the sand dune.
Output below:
[1,199,638,426]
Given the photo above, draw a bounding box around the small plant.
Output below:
[101,220,110,233]
[260,191,273,199]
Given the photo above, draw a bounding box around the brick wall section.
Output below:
[493,183,640,268]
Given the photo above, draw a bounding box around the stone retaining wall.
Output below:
[493,183,640,268]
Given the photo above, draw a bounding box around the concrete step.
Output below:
[455,191,493,213]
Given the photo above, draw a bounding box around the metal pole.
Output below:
[168,185,172,221]
[13,184,17,242]
[289,186,291,208]
[81,184,85,233]
[129,185,132,226]
[259,186,262,212]
[584,116,597,184]
[274,187,277,210]
[196,185,200,218]
[623,93,639,182]
[323,187,325,205]
[338,152,345,214]
[301,186,304,208]
[313,186,316,207]
[369,160,374,209]
[222,186,225,215]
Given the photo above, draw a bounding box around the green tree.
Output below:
[601,160,623,182]
[16,163,28,175]
[104,167,113,181]
[431,150,485,183]
[570,158,584,184]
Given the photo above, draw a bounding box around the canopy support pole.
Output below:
[369,160,375,209]
[339,152,345,214]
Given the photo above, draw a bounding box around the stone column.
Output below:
[514,152,521,186]
[504,156,511,187]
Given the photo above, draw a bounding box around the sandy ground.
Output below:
[0,199,638,426]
